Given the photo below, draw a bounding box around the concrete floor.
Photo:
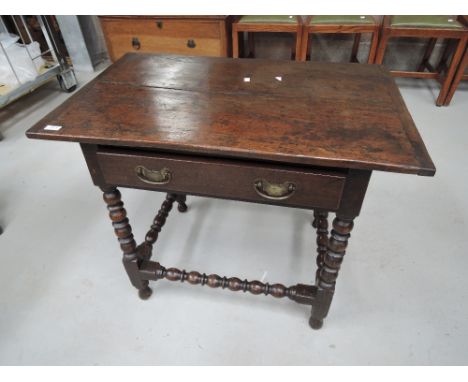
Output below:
[0,70,467,365]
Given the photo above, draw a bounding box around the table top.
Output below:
[27,53,435,176]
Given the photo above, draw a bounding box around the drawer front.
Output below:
[101,18,221,39]
[105,35,221,61]
[96,148,346,211]
[100,18,222,61]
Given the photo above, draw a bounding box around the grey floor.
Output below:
[0,69,467,366]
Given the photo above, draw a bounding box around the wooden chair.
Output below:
[299,16,380,63]
[375,15,468,106]
[232,16,303,60]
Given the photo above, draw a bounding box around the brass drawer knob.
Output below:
[187,39,196,49]
[254,179,296,200]
[135,165,171,185]
[132,37,141,50]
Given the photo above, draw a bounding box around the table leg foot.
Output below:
[309,317,323,330]
[138,284,153,300]
[175,194,188,213]
[144,194,176,245]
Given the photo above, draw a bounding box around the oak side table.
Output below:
[26,53,435,330]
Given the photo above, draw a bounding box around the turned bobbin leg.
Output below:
[312,210,329,282]
[142,193,176,253]
[309,215,354,330]
[102,187,151,299]
[176,194,188,213]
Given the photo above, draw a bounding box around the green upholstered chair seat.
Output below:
[239,15,298,24]
[390,16,464,29]
[309,15,374,25]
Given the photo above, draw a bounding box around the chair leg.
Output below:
[294,28,303,61]
[443,47,468,106]
[374,30,390,64]
[350,33,361,63]
[291,34,297,60]
[300,29,311,61]
[436,37,467,106]
[368,29,379,64]
[436,39,453,73]
[417,38,437,72]
[238,31,245,58]
[247,32,255,58]
[232,28,239,58]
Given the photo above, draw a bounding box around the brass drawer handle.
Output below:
[156,20,163,29]
[135,165,171,185]
[253,179,296,200]
[187,39,196,49]
[132,37,141,50]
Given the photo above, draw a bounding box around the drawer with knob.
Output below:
[99,16,232,61]
[92,146,347,211]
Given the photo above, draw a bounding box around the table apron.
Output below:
[81,144,371,215]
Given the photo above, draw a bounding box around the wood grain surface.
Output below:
[27,53,435,176]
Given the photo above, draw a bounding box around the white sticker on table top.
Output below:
[44,125,63,131]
